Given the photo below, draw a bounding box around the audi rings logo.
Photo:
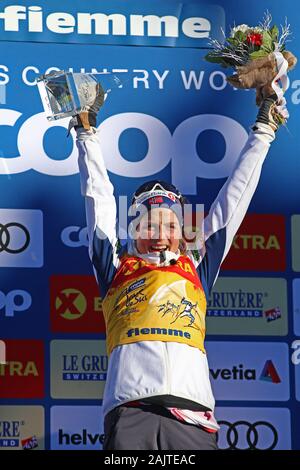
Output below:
[218,420,278,450]
[0,223,30,253]
[0,209,43,267]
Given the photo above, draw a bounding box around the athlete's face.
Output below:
[135,207,181,254]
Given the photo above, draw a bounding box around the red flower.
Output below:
[246,32,263,46]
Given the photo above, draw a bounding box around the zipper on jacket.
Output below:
[163,342,171,393]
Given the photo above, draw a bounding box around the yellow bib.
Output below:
[102,255,207,356]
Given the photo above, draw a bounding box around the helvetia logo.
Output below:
[58,428,104,447]
[260,360,281,383]
[210,364,256,381]
[210,360,281,383]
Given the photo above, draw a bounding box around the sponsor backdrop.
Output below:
[0,0,300,450]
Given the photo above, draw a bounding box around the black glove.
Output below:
[68,83,105,133]
[255,93,287,132]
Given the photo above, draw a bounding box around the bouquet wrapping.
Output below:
[205,13,297,124]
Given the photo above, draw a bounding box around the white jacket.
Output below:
[76,122,275,417]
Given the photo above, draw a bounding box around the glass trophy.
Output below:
[37,71,123,121]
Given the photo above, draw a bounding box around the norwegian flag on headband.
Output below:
[148,196,164,204]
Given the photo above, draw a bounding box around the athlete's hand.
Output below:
[255,89,288,132]
[68,83,105,133]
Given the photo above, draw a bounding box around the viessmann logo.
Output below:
[50,275,106,333]
[0,2,225,47]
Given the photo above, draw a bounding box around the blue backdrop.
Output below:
[0,0,299,450]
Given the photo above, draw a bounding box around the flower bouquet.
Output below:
[205,13,297,123]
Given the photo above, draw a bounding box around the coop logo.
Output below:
[210,360,281,383]
[0,209,43,268]
[0,340,44,399]
[222,215,286,272]
[61,226,88,248]
[62,353,108,382]
[50,275,105,333]
[0,3,225,47]
[0,109,248,190]
[0,290,32,318]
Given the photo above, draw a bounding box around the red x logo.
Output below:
[56,291,81,315]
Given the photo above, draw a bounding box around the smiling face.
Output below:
[135,207,182,254]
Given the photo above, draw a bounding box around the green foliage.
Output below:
[205,52,231,66]
[270,25,279,42]
[204,20,290,70]
[249,49,269,59]
[233,30,247,43]
[262,30,273,52]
